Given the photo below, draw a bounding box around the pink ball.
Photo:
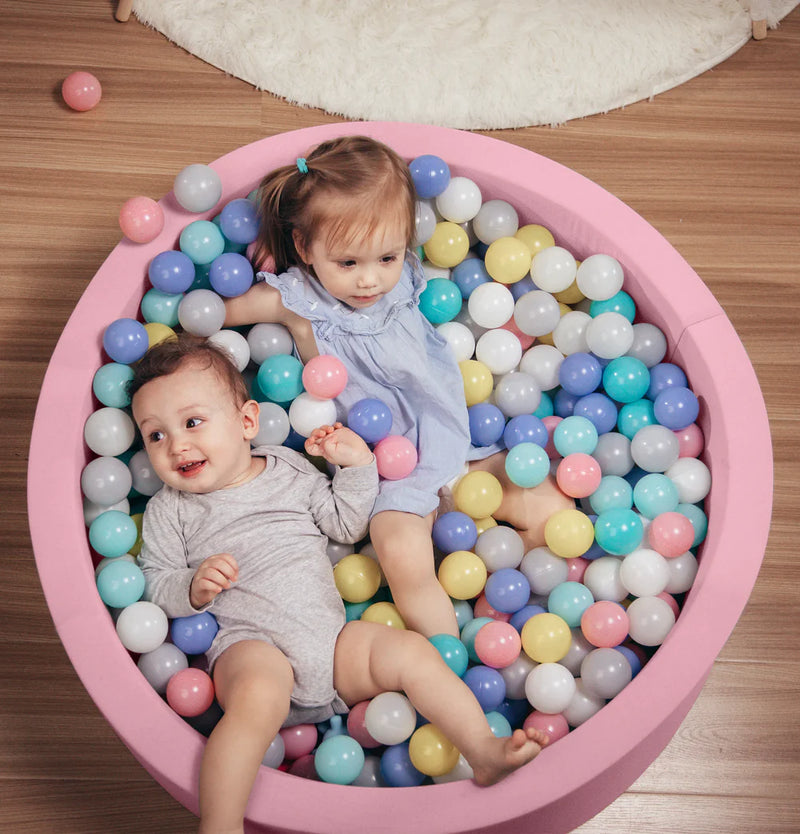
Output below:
[61,71,102,111]
[541,415,563,459]
[580,600,630,648]
[301,354,348,399]
[556,453,602,498]
[566,557,589,583]
[119,196,165,244]
[288,754,320,780]
[373,435,418,480]
[474,620,522,668]
[656,592,681,619]
[499,318,534,350]
[346,700,382,749]
[165,668,215,717]
[473,593,512,623]
[279,724,319,760]
[674,422,704,458]
[524,710,569,744]
[648,511,695,558]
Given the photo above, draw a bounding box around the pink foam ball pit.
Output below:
[28,122,772,834]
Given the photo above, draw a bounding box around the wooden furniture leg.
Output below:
[115,0,134,22]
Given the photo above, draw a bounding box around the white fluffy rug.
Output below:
[132,0,797,129]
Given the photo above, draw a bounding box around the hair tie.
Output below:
[296,157,309,175]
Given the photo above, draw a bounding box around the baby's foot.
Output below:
[471,727,549,787]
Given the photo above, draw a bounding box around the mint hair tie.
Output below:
[296,157,309,174]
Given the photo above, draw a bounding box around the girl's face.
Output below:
[295,223,407,309]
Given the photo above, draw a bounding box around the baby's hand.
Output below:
[190,553,239,609]
[304,423,374,468]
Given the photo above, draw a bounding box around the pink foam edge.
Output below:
[27,122,772,834]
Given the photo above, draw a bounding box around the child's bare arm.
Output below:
[305,423,374,469]
[190,553,239,609]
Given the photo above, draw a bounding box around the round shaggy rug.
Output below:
[132,0,797,129]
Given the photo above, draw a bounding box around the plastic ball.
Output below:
[619,548,670,597]
[173,163,222,213]
[361,601,406,630]
[589,475,633,515]
[646,362,688,400]
[665,457,712,504]
[556,453,602,498]
[653,386,700,431]
[573,392,618,436]
[374,435,418,480]
[430,634,470,677]
[301,355,348,399]
[580,648,632,699]
[219,197,259,244]
[81,455,133,505]
[552,310,591,355]
[423,221,470,268]
[628,322,668,368]
[96,558,145,608]
[664,550,699,594]
[513,289,561,337]
[88,508,137,558]
[575,254,624,300]
[553,415,598,456]
[179,220,226,265]
[484,236,532,284]
[344,704,381,750]
[581,600,630,647]
[474,526,525,572]
[626,595,676,646]
[468,402,506,446]
[521,612,572,663]
[208,252,254,298]
[590,290,636,322]
[493,371,542,418]
[437,549,488,600]
[432,511,478,554]
[594,508,644,555]
[365,691,417,745]
[630,424,681,473]
[498,653,537,700]
[334,552,382,603]
[519,547,569,596]
[380,742,426,787]
[206,329,249,372]
[409,154,451,199]
[558,352,602,396]
[519,344,564,392]
[147,250,195,294]
[92,363,134,409]
[62,70,102,111]
[585,312,634,359]
[632,473,679,518]
[116,600,169,654]
[177,288,226,337]
[164,667,215,718]
[246,322,294,364]
[544,509,595,559]
[515,224,555,254]
[593,431,634,477]
[501,414,547,452]
[119,196,164,244]
[84,406,136,457]
[524,711,570,745]
[408,724,460,777]
[249,401,289,448]
[347,397,393,444]
[531,246,577,293]
[675,422,705,458]
[475,329,523,375]
[617,398,656,440]
[484,569,531,614]
[452,470,503,518]
[463,665,506,711]
[312,734,364,785]
[603,356,651,404]
[547,581,595,628]
[288,392,338,438]
[137,643,189,695]
[467,282,515,329]
[103,318,149,364]
[414,199,438,246]
[647,511,696,558]
[471,199,519,244]
[677,502,708,547]
[524,662,576,714]
[257,353,304,404]
[419,277,463,323]
[435,176,482,223]
[170,611,219,655]
[141,288,182,327]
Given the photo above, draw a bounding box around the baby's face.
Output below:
[132,361,259,494]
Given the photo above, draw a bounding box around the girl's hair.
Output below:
[251,135,417,273]
[128,333,250,407]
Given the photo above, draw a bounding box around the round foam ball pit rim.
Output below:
[28,122,772,834]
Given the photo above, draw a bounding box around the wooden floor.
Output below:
[2,2,799,831]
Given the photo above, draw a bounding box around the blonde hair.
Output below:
[251,136,416,274]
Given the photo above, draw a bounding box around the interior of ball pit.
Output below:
[27,121,772,834]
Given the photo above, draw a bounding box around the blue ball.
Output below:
[573,392,618,435]
[589,475,634,515]
[463,665,506,712]
[141,288,182,327]
[432,511,478,554]
[460,616,494,663]
[484,568,531,614]
[614,645,643,677]
[103,318,149,364]
[603,356,651,404]
[533,391,555,418]
[147,249,196,294]
[89,509,138,558]
[179,220,226,265]
[96,559,145,608]
[380,742,425,787]
[503,413,548,450]
[594,508,644,555]
[451,258,491,299]
[509,603,547,632]
[347,398,393,444]
[646,362,688,400]
[553,388,579,418]
[617,398,656,439]
[553,415,598,456]
[547,581,595,628]
[429,634,469,678]
[92,362,134,408]
[590,290,636,322]
[653,386,699,430]
[504,442,551,488]
[209,252,254,298]
[419,277,462,324]
[468,402,506,446]
[677,502,708,547]
[409,154,451,199]
[509,275,536,300]
[219,197,259,244]
[632,473,679,518]
[559,352,603,396]
[257,354,304,403]
[315,735,365,785]
[170,611,219,655]
[485,710,513,738]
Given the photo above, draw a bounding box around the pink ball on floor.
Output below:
[556,452,602,498]
[374,435,418,480]
[166,668,215,717]
[302,354,348,399]
[119,196,165,244]
[648,511,695,558]
[61,70,102,111]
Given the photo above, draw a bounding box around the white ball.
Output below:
[467,282,515,329]
[435,176,483,223]
[83,496,130,526]
[178,289,226,337]
[524,662,576,714]
[493,371,541,418]
[128,448,163,497]
[81,455,133,505]
[421,260,451,282]
[630,424,680,473]
[627,596,676,646]
[576,254,624,300]
[619,548,670,597]
[513,290,561,337]
[261,734,286,769]
[519,546,569,595]
[474,525,525,571]
[414,199,438,246]
[585,312,634,359]
[562,678,607,727]
[137,642,188,694]
[530,246,577,293]
[519,343,565,391]
[364,691,417,745]
[472,199,519,245]
[173,163,222,213]
[208,329,251,371]
[437,321,476,363]
[552,310,591,355]
[559,628,595,676]
[475,329,522,375]
[627,322,667,367]
[83,407,135,457]
[288,392,338,439]
[665,457,712,504]
[664,550,699,594]
[583,556,628,602]
[593,431,634,477]
[115,600,169,654]
[252,402,291,446]
[247,323,294,365]
[580,648,632,699]
[432,754,474,784]
[499,654,537,700]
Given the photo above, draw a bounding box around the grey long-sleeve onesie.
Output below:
[138,445,379,726]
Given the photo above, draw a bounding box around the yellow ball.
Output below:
[408,724,460,777]
[483,236,532,284]
[333,552,382,603]
[459,359,494,407]
[474,516,498,536]
[128,512,144,557]
[553,278,586,305]
[144,322,176,349]
[423,221,470,268]
[515,224,555,255]
[361,601,406,630]
[437,550,488,600]
[544,508,595,559]
[452,471,503,519]
[521,612,572,663]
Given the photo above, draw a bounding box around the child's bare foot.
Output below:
[470,727,549,787]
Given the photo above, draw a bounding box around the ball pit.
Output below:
[28,122,772,833]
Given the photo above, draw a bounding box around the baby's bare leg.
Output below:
[370,509,459,638]
[199,641,293,834]
[467,453,574,551]
[334,621,548,787]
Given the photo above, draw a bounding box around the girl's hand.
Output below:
[190,553,239,609]
[305,423,374,468]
